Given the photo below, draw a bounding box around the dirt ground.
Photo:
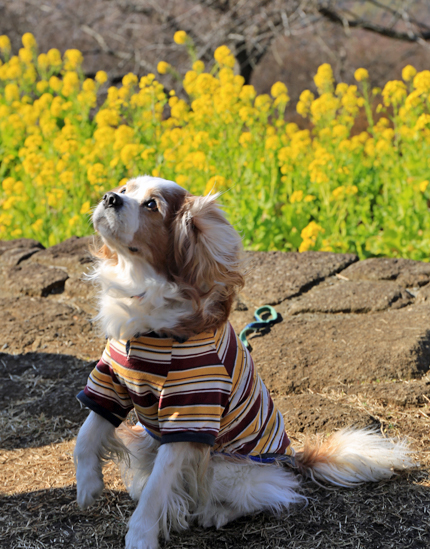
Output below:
[1,237,429,549]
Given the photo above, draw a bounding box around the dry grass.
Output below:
[1,353,429,548]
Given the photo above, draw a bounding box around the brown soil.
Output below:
[1,237,429,549]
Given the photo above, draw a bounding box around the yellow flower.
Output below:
[239,132,252,148]
[314,64,334,94]
[80,201,91,214]
[300,221,324,245]
[47,48,62,68]
[19,47,33,64]
[141,147,156,160]
[36,80,49,94]
[296,89,315,117]
[68,215,80,228]
[95,70,108,84]
[88,163,108,184]
[205,175,226,195]
[22,32,36,50]
[413,70,430,94]
[214,45,235,68]
[354,68,369,82]
[49,76,62,92]
[332,186,345,199]
[290,190,303,203]
[304,195,315,202]
[31,219,44,232]
[122,73,138,87]
[0,35,11,54]
[120,143,141,167]
[192,60,205,73]
[5,83,19,102]
[174,30,188,44]
[382,80,407,106]
[2,177,15,194]
[402,65,417,82]
[419,180,429,192]
[64,49,83,70]
[157,61,170,75]
[415,114,430,130]
[271,82,288,98]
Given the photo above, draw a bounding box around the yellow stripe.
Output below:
[109,359,165,387]
[159,405,224,418]
[165,365,229,383]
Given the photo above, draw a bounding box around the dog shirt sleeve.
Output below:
[157,337,232,446]
[77,341,134,427]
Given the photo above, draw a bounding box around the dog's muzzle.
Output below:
[103,191,123,209]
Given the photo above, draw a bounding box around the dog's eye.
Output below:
[144,199,158,212]
[120,188,126,194]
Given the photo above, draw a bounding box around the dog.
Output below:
[74,175,415,549]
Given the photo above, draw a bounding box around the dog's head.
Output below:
[91,175,244,339]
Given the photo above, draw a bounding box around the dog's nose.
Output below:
[103,192,123,209]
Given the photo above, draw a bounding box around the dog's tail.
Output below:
[294,428,416,487]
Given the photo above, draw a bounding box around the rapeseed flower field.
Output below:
[1,31,430,259]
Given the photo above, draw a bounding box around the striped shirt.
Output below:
[77,322,293,458]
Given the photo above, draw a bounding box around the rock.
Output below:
[241,251,357,306]
[0,246,43,267]
[340,257,430,288]
[416,283,430,303]
[249,305,430,396]
[4,263,69,297]
[64,276,97,315]
[0,296,103,360]
[0,238,44,255]
[29,235,94,275]
[289,279,413,315]
[274,393,377,435]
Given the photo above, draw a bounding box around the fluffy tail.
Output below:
[294,428,416,487]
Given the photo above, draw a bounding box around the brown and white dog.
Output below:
[74,175,414,549]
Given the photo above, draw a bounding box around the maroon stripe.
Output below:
[160,390,229,408]
[238,397,275,454]
[221,324,239,377]
[83,385,133,418]
[109,345,170,376]
[218,392,262,445]
[170,352,222,370]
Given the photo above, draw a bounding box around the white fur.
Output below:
[89,254,192,340]
[299,427,415,487]
[74,411,128,509]
[75,176,416,549]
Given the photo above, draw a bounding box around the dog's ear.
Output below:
[172,194,244,293]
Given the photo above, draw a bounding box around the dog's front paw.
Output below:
[125,513,159,549]
[125,527,159,549]
[76,461,104,509]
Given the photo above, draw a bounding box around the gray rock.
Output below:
[0,296,102,359]
[248,305,430,395]
[0,238,44,255]
[29,235,95,275]
[4,263,69,297]
[289,279,413,315]
[340,257,430,287]
[416,283,430,303]
[0,246,43,267]
[241,251,358,306]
